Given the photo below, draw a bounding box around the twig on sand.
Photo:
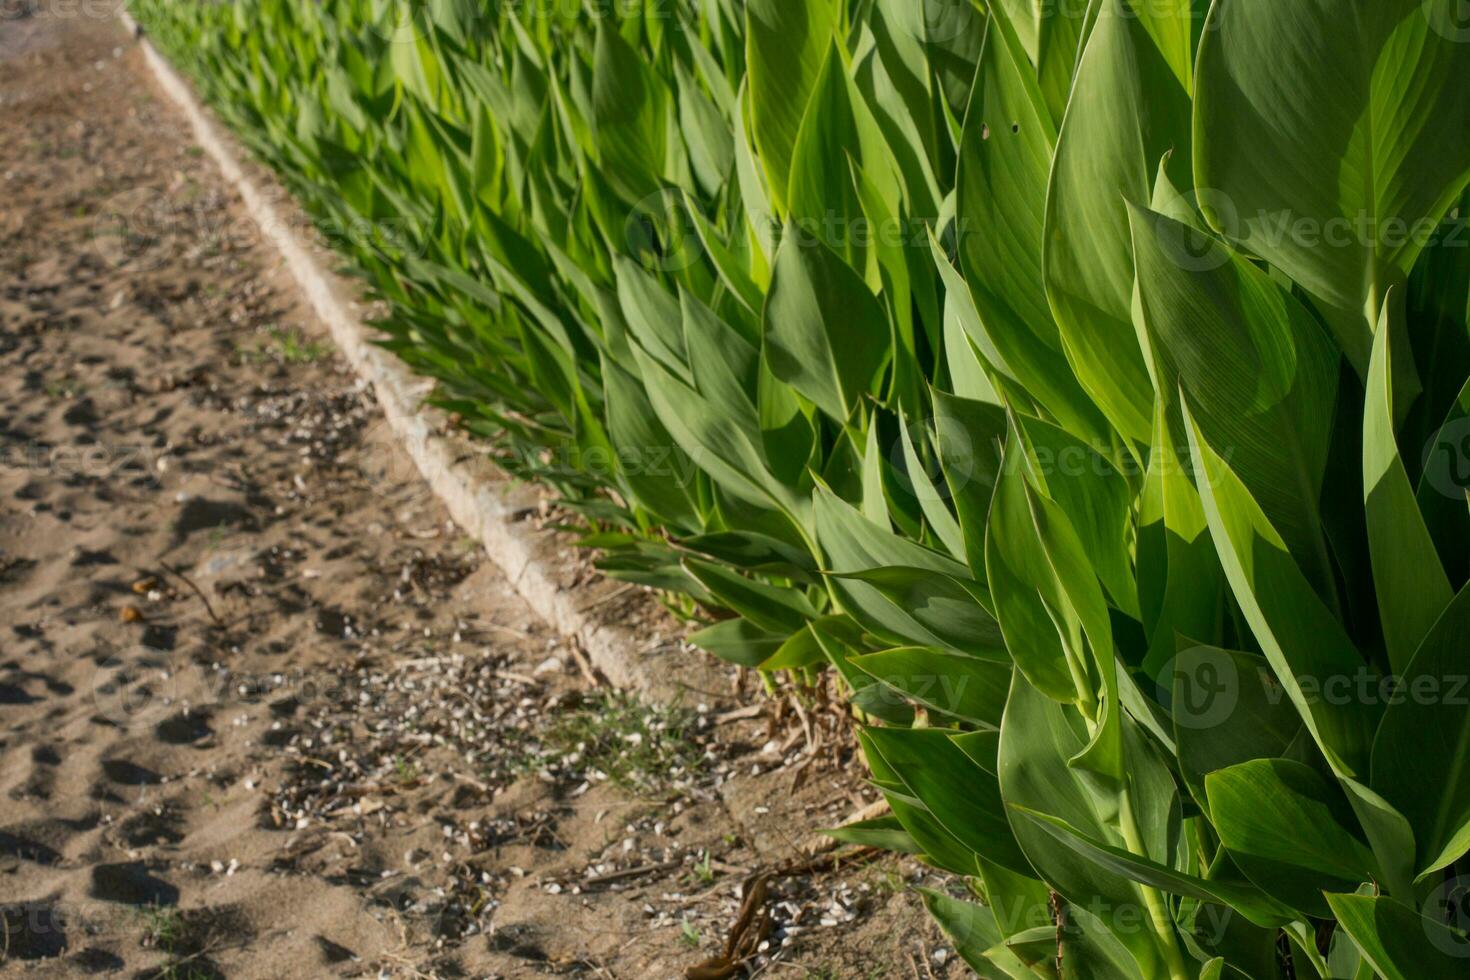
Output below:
[160,560,225,628]
[567,635,606,687]
[583,858,682,887]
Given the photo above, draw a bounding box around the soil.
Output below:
[0,7,964,978]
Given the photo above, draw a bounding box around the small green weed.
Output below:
[514,691,705,796]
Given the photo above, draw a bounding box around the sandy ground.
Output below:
[0,7,965,979]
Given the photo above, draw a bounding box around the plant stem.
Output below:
[1118,788,1191,980]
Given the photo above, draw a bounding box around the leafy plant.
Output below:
[128,0,1470,974]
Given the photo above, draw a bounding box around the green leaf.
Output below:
[687,617,787,668]
[1012,808,1294,928]
[1326,892,1470,980]
[1130,203,1341,592]
[764,227,891,423]
[1205,759,1379,901]
[600,356,702,529]
[917,889,1027,977]
[952,29,1112,448]
[1371,582,1470,878]
[895,413,967,559]
[856,730,974,874]
[828,566,1005,658]
[816,620,915,728]
[820,814,923,855]
[787,44,901,274]
[683,559,818,634]
[864,726,1032,876]
[590,20,670,202]
[1170,645,1300,799]
[1138,399,1225,676]
[931,389,1008,577]
[851,647,1012,727]
[1042,0,1196,445]
[1363,293,1453,672]
[1183,400,1377,778]
[1194,0,1470,367]
[985,435,1082,703]
[997,673,1180,975]
[744,0,836,212]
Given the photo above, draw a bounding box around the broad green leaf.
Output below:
[683,559,818,634]
[932,389,1008,577]
[1364,295,1453,671]
[1194,0,1470,367]
[590,20,670,202]
[954,25,1112,448]
[896,414,966,559]
[1010,412,1139,619]
[985,435,1082,703]
[1206,759,1379,905]
[864,726,1031,876]
[816,619,915,728]
[1022,483,1124,779]
[918,889,1034,978]
[600,356,702,528]
[1131,204,1341,591]
[1043,0,1196,445]
[856,729,974,875]
[1326,892,1470,980]
[997,673,1180,975]
[828,566,1005,659]
[851,647,1012,727]
[1170,645,1300,798]
[1138,399,1224,677]
[787,44,901,274]
[764,227,891,424]
[1013,808,1295,928]
[1184,400,1377,777]
[687,617,786,668]
[744,0,836,212]
[820,814,923,855]
[1371,583,1470,878]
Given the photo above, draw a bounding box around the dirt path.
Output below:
[0,8,961,979]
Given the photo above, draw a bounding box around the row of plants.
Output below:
[127,0,1470,975]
